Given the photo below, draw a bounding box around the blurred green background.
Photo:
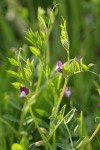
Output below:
[0,0,100,149]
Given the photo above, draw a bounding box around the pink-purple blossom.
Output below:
[75,57,81,63]
[56,61,63,72]
[19,87,29,98]
[64,86,71,97]
[98,102,100,108]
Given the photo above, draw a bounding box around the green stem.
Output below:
[27,98,52,150]
[65,124,74,150]
[67,51,70,66]
[35,60,43,95]
[19,102,29,131]
[55,78,68,113]
[80,111,83,137]
[28,99,44,138]
[53,75,62,150]
[46,37,50,65]
[53,132,56,150]
[89,123,100,142]
[83,123,100,150]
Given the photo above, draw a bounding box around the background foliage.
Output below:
[0,0,100,150]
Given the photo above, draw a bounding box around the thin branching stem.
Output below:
[55,78,68,113]
[65,124,74,150]
[35,59,43,95]
[89,123,100,142]
[27,98,52,150]
[53,75,62,150]
[80,111,83,137]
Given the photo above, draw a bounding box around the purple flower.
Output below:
[44,28,47,34]
[64,86,71,97]
[56,61,63,72]
[98,102,100,108]
[75,57,81,63]
[19,87,29,98]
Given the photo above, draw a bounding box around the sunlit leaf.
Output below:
[81,64,89,70]
[11,82,22,89]
[74,61,80,71]
[11,143,23,150]
[7,70,23,78]
[20,136,29,150]
[38,15,47,32]
[60,18,69,52]
[8,58,19,66]
[30,46,40,56]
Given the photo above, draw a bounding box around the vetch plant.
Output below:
[56,61,63,72]
[6,6,100,150]
[64,86,71,97]
[19,87,29,98]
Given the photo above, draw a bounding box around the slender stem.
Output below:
[80,111,83,137]
[55,78,68,113]
[83,123,100,150]
[53,75,62,150]
[57,75,62,90]
[53,132,56,150]
[65,124,74,150]
[46,37,50,65]
[28,99,44,138]
[27,98,48,150]
[28,98,52,150]
[35,60,43,95]
[89,123,100,142]
[19,102,29,131]
[67,51,70,66]
[54,75,62,105]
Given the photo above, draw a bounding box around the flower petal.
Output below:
[20,87,29,95]
[19,91,26,98]
[58,61,62,69]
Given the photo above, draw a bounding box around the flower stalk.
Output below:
[55,78,68,113]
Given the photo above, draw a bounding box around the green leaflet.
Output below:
[49,106,76,140]
[24,58,34,85]
[8,58,19,66]
[7,70,23,79]
[60,18,70,52]
[11,82,22,89]
[11,143,23,150]
[20,136,29,150]
[29,46,40,56]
